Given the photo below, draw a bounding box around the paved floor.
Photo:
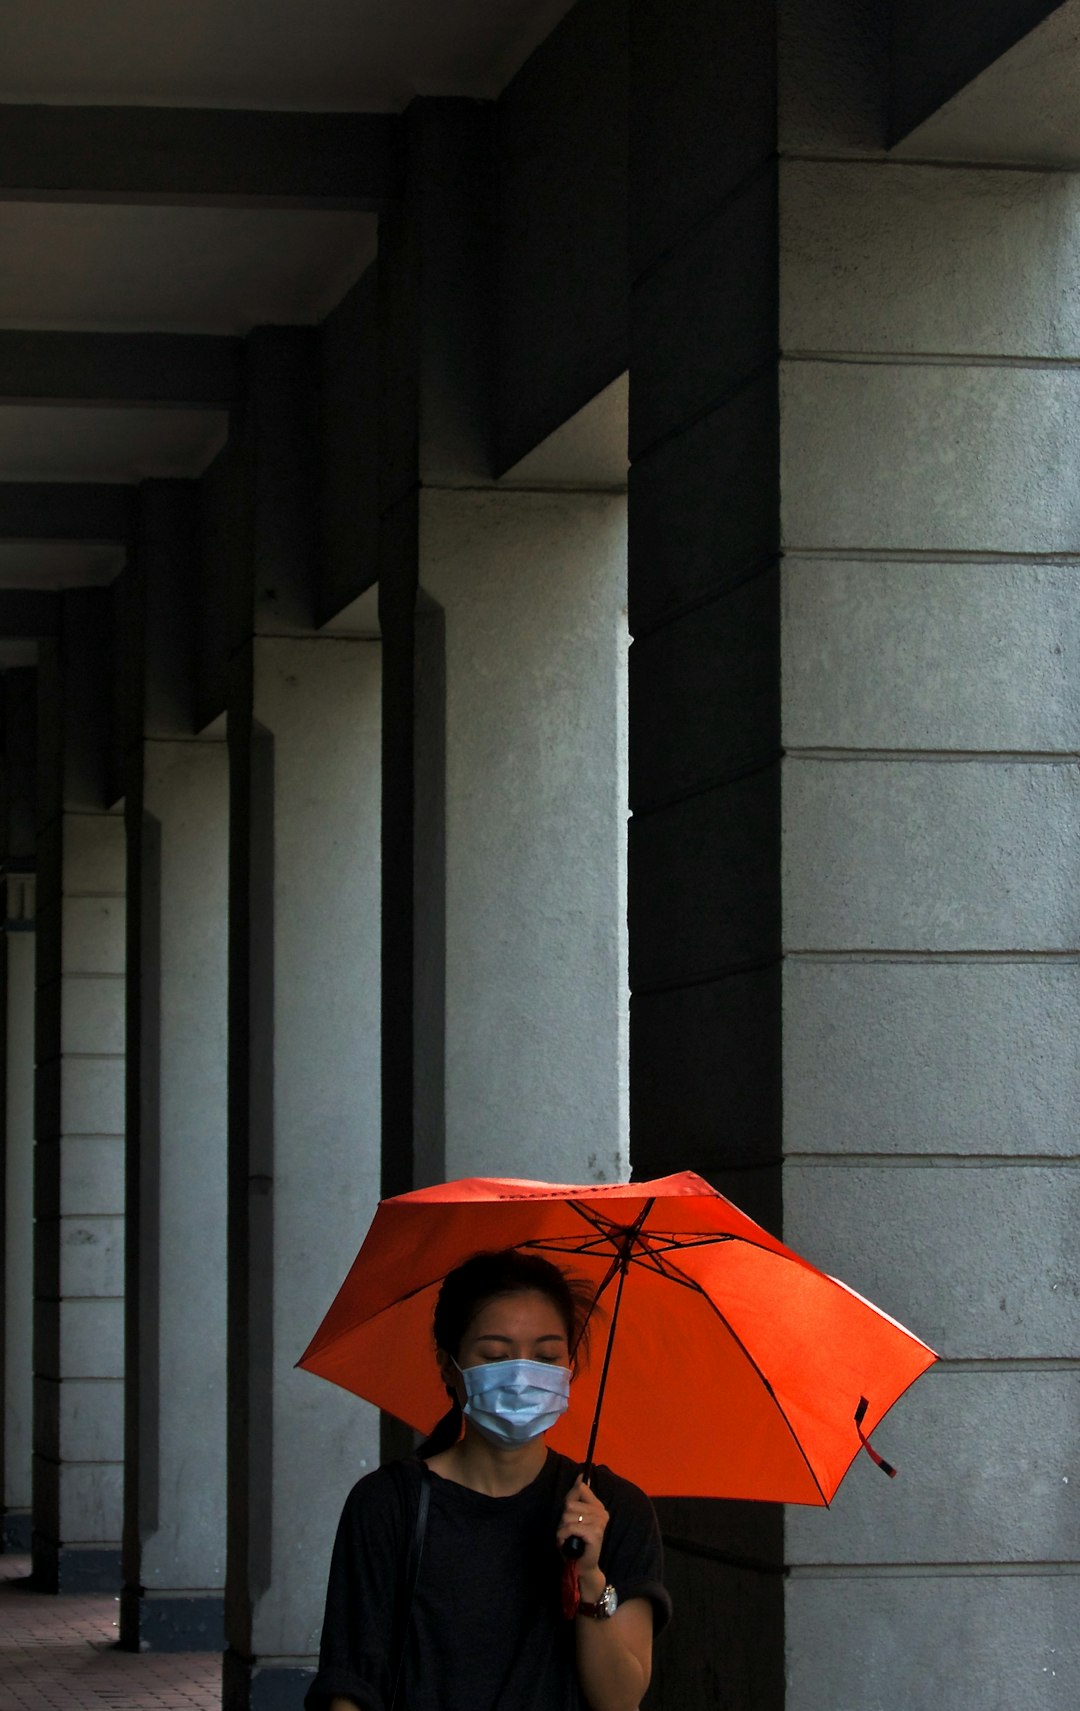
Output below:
[1,1555,220,1711]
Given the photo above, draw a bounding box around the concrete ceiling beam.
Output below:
[0,331,243,409]
[890,0,1066,145]
[0,105,404,209]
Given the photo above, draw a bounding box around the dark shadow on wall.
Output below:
[413,593,446,1195]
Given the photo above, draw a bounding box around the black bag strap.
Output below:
[388,1463,431,1711]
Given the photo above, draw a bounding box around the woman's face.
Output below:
[442,1287,571,1392]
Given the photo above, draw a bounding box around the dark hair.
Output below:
[416,1249,595,1459]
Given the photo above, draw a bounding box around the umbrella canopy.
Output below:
[298,1170,937,1505]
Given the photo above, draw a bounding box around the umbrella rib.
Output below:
[522,1232,623,1259]
[565,1199,633,1245]
[302,1264,460,1356]
[650,1252,831,1508]
[534,1203,829,1501]
[570,1251,623,1364]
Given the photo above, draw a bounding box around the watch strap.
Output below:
[577,1583,617,1618]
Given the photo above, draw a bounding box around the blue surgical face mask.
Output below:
[455,1357,572,1446]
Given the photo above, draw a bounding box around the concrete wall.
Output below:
[418,486,629,1186]
[3,902,35,1530]
[778,6,1079,1705]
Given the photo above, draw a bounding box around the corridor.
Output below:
[1,1553,218,1711]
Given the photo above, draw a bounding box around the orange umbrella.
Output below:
[298,1170,938,1505]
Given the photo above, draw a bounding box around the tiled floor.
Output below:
[0,1555,220,1711]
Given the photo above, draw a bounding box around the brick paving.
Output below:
[0,1555,220,1711]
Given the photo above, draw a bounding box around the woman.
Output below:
[306,1248,671,1711]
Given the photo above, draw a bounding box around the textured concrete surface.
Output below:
[632,966,781,1174]
[59,1058,124,1134]
[782,560,1080,751]
[58,1464,124,1542]
[783,759,1080,950]
[782,162,1080,357]
[632,765,779,990]
[139,739,228,1596]
[4,932,35,1511]
[786,1570,1079,1711]
[57,1380,125,1462]
[777,36,1079,1710]
[59,897,125,975]
[778,0,888,158]
[629,368,778,631]
[59,1138,124,1216]
[59,975,126,1055]
[246,637,382,1661]
[633,567,778,806]
[781,362,1080,553]
[630,163,777,457]
[784,959,1080,1156]
[421,488,629,1184]
[894,0,1080,169]
[57,1217,123,1299]
[57,1300,123,1380]
[786,1368,1079,1564]
[783,1163,1080,1358]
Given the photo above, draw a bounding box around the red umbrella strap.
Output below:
[855,1396,897,1478]
[561,1558,580,1620]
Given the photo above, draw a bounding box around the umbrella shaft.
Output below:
[582,1249,629,1478]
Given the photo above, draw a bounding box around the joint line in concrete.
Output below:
[789,1561,1080,1579]
[784,747,1080,764]
[784,949,1080,964]
[785,1153,1080,1169]
[783,350,1080,373]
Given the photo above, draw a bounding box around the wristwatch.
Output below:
[577,1582,619,1620]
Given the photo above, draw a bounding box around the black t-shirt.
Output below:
[306,1451,671,1711]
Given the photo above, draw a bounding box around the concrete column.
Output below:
[777,10,1080,1705]
[33,590,126,1592]
[126,741,228,1644]
[223,329,382,1711]
[632,5,1079,1704]
[381,100,631,1195]
[118,482,229,1650]
[2,668,37,1553]
[418,486,629,1185]
[378,99,496,1203]
[627,6,784,1707]
[3,879,35,1551]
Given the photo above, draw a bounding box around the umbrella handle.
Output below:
[560,1458,595,1559]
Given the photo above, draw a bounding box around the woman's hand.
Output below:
[559,1475,653,1711]
[556,1473,609,1578]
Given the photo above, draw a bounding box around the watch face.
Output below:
[598,1584,619,1618]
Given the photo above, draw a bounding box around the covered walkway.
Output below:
[1,1553,218,1711]
[2,5,1079,1710]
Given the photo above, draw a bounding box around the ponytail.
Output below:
[415,1394,462,1459]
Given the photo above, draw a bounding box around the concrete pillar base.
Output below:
[120,1587,225,1652]
[2,1508,32,1551]
[222,1651,315,1711]
[32,1537,122,1593]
